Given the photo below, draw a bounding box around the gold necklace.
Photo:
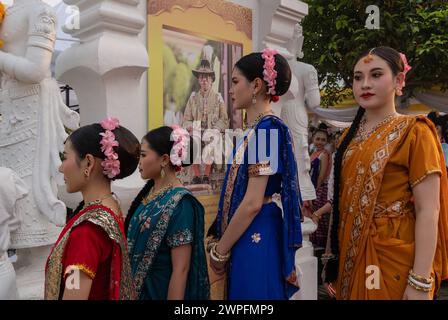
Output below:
[84,192,115,208]
[246,110,274,129]
[142,181,178,205]
[357,113,399,141]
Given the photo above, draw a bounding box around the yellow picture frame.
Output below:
[147,0,253,129]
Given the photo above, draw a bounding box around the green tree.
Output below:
[163,45,177,105]
[172,63,191,109]
[301,0,448,107]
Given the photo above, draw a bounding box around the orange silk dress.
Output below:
[336,115,448,300]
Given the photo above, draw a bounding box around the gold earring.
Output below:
[84,169,89,178]
[160,166,166,179]
[252,92,257,105]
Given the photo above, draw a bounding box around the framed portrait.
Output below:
[147,0,252,198]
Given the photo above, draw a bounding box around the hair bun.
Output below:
[273,54,292,97]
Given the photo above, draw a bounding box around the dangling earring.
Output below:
[395,87,403,96]
[252,92,257,105]
[160,166,166,179]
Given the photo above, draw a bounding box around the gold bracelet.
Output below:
[211,243,230,261]
[213,243,231,260]
[206,238,218,253]
[210,244,229,263]
[409,270,434,284]
[407,278,432,292]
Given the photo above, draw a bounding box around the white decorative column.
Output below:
[258,0,318,300]
[56,0,149,139]
[258,0,308,54]
[292,218,318,300]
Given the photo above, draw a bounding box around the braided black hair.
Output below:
[124,180,154,234]
[324,107,365,282]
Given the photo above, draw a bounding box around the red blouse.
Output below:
[61,221,113,300]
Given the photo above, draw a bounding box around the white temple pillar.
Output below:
[292,218,318,300]
[55,0,149,140]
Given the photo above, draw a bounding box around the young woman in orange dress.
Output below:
[324,47,448,300]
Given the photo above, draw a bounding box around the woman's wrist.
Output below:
[210,242,230,263]
[216,243,229,256]
[407,269,434,292]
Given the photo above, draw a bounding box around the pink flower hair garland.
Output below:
[399,52,412,88]
[261,48,280,102]
[99,117,121,179]
[170,125,189,172]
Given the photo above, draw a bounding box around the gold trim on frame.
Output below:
[148,0,252,39]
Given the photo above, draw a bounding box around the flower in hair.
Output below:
[101,158,121,179]
[100,117,120,131]
[399,53,412,75]
[170,125,189,171]
[99,117,121,179]
[261,48,278,97]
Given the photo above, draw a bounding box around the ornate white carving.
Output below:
[278,22,320,202]
[259,0,308,54]
[0,0,80,300]
[0,0,80,248]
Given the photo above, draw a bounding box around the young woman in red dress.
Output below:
[45,118,140,300]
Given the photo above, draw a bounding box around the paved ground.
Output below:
[317,281,448,300]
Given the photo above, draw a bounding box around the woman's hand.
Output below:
[301,200,313,218]
[311,212,320,225]
[209,243,228,276]
[210,257,227,276]
[402,285,432,300]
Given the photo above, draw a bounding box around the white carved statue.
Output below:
[0,167,28,300]
[280,23,320,202]
[0,0,79,298]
